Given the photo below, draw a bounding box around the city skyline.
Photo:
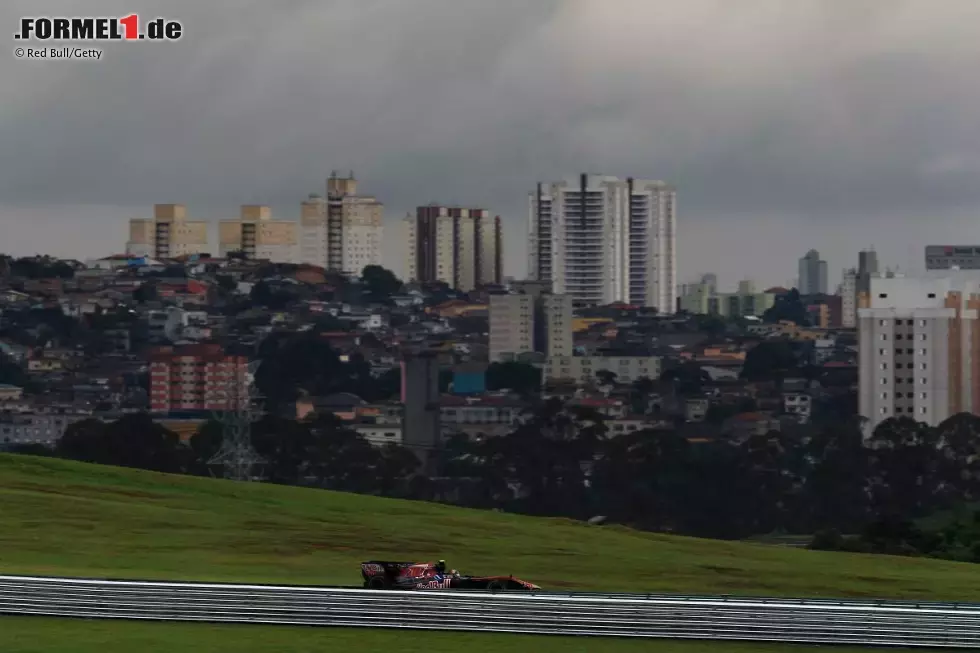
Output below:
[3,1,979,287]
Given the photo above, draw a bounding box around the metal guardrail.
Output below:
[2,574,980,648]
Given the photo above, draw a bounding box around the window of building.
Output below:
[880,334,888,341]
[880,363,888,370]
[880,392,888,399]
[880,377,887,385]
[879,348,886,356]
[928,293,936,298]
[920,407,927,414]
[879,293,888,298]
[920,392,928,399]
[880,407,887,414]
[921,363,927,370]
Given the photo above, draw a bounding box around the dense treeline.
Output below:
[11,403,980,558]
[11,411,423,498]
[439,403,980,542]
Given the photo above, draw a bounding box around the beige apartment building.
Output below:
[488,292,572,363]
[218,205,297,263]
[404,204,502,291]
[489,294,534,363]
[127,204,209,259]
[544,355,662,386]
[299,172,383,276]
[858,271,980,433]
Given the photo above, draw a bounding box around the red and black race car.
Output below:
[361,560,540,591]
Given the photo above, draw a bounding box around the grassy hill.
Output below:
[3,453,980,600]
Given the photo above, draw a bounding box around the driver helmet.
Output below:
[436,559,446,571]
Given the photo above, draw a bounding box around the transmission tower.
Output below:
[208,359,264,481]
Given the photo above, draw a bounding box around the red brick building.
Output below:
[149,344,248,414]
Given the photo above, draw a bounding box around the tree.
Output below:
[740,341,800,383]
[0,352,28,388]
[56,413,190,473]
[361,265,403,300]
[303,412,385,492]
[736,429,806,534]
[250,415,318,484]
[763,288,808,325]
[595,370,618,386]
[592,428,692,531]
[865,417,944,519]
[935,413,980,500]
[376,444,421,496]
[695,314,728,337]
[249,280,290,309]
[4,443,53,456]
[802,420,870,532]
[660,362,709,395]
[132,281,158,303]
[188,419,225,476]
[9,256,74,279]
[254,332,351,409]
[215,274,237,293]
[486,361,541,397]
[629,377,656,414]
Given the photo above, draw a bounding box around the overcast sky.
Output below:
[2,0,980,290]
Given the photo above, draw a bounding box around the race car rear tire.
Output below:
[367,576,388,590]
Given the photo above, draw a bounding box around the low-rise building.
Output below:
[0,407,93,447]
[544,355,661,385]
[148,343,249,414]
[0,384,23,401]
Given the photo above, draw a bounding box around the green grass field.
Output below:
[1,617,934,653]
[3,453,980,598]
[1,452,979,652]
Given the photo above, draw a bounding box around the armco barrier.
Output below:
[2,574,980,648]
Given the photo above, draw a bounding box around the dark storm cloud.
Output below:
[2,0,979,282]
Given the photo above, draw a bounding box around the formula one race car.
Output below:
[361,560,540,591]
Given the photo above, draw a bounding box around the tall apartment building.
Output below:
[527,174,676,311]
[218,205,297,263]
[798,249,828,295]
[127,204,209,259]
[858,272,980,433]
[840,268,858,327]
[404,205,502,291]
[842,249,879,328]
[148,344,248,414]
[489,294,534,362]
[299,172,383,276]
[488,291,573,362]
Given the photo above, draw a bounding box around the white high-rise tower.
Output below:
[527,174,676,311]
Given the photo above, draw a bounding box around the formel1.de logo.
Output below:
[14,15,182,41]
